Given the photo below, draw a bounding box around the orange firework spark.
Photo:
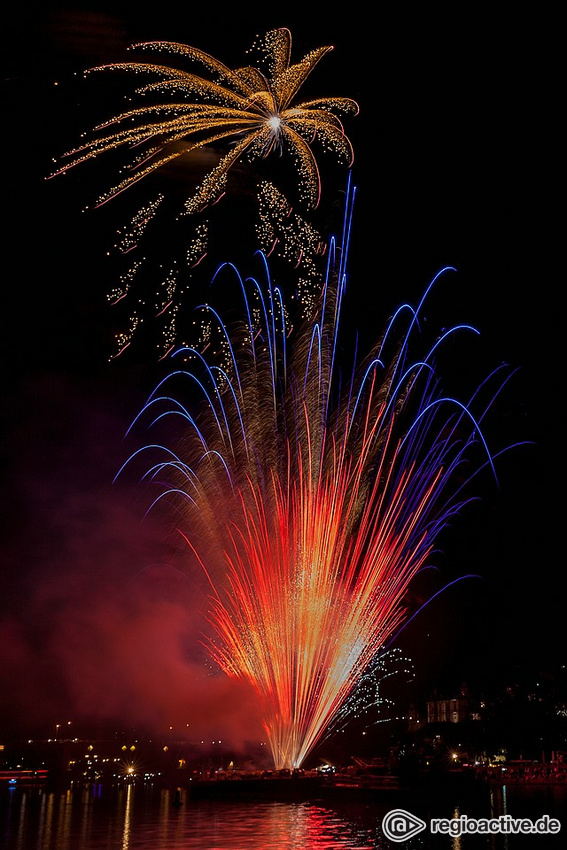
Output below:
[49,28,358,359]
[51,28,357,211]
[118,184,512,768]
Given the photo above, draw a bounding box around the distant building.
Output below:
[426,686,480,724]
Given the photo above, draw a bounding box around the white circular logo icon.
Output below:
[382,808,427,842]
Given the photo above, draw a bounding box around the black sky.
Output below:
[1,4,560,738]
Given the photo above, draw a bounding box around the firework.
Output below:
[50,29,358,358]
[52,28,356,210]
[328,647,415,735]
[118,182,512,769]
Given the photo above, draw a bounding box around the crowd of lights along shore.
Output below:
[50,28,358,359]
[116,180,514,770]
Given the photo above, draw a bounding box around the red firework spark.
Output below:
[119,185,513,768]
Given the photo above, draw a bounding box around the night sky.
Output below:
[1,4,559,745]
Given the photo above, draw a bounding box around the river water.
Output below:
[1,781,565,849]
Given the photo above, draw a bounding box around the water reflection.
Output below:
[1,783,565,849]
[488,787,509,850]
[1,786,384,850]
[451,806,462,850]
[59,791,72,849]
[121,784,133,850]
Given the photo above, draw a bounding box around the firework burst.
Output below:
[117,182,514,769]
[52,28,357,211]
[50,29,357,359]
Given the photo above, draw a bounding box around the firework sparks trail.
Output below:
[49,29,358,358]
[117,181,515,769]
[51,27,357,211]
[329,647,415,733]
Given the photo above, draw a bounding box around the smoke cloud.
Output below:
[0,370,263,748]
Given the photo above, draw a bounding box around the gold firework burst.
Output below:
[53,28,358,212]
